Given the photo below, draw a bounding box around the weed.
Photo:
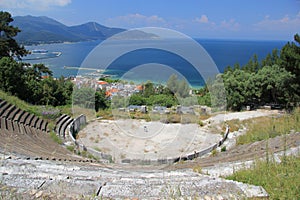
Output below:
[221,146,227,152]
[236,108,300,145]
[198,120,204,127]
[66,145,75,152]
[211,149,218,157]
[193,165,202,173]
[226,155,300,200]
[49,131,63,145]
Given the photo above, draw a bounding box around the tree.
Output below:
[0,57,25,96]
[72,87,95,109]
[129,93,146,105]
[256,65,294,105]
[95,89,110,111]
[177,79,190,98]
[242,54,260,72]
[280,34,300,103]
[0,11,28,59]
[166,74,190,98]
[142,81,155,98]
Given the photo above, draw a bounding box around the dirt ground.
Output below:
[78,109,277,163]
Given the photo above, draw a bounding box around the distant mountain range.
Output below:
[12,15,126,45]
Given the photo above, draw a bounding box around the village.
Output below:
[71,75,212,118]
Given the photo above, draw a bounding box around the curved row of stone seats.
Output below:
[55,114,73,138]
[0,99,87,161]
[0,124,85,161]
[0,99,48,132]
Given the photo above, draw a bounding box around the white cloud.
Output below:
[0,0,71,10]
[220,19,240,31]
[254,13,300,31]
[106,13,167,28]
[194,15,239,32]
[195,15,209,23]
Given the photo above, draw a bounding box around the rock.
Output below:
[35,191,43,198]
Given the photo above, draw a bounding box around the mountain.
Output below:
[12,15,125,45]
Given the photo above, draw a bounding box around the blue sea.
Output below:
[24,39,287,88]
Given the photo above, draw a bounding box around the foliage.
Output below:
[147,94,177,107]
[166,74,190,98]
[129,93,146,106]
[40,106,61,120]
[226,155,300,200]
[279,34,300,103]
[66,145,75,152]
[127,78,179,108]
[72,86,95,109]
[0,57,26,97]
[95,89,110,111]
[221,146,226,152]
[198,34,300,111]
[0,57,73,106]
[0,11,28,59]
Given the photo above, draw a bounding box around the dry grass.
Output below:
[227,155,300,200]
[236,108,300,145]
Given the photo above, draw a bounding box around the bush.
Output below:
[221,146,227,152]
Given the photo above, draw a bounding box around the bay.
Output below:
[24,39,287,87]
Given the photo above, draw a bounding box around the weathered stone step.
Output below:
[30,115,40,128]
[25,114,35,126]
[59,117,73,137]
[14,110,25,122]
[1,104,15,118]
[41,120,48,132]
[36,118,43,130]
[0,100,7,110]
[55,115,71,135]
[0,101,10,116]
[8,107,21,121]
[19,112,30,124]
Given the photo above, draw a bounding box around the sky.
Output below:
[1,0,299,40]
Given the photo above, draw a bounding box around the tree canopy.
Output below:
[199,33,300,111]
[0,11,28,59]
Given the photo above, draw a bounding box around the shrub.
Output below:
[221,146,227,152]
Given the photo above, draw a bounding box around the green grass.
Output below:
[226,155,300,200]
[66,145,75,152]
[49,131,63,145]
[236,108,300,145]
[0,89,40,116]
[0,89,71,120]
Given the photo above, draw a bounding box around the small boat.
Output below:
[31,49,48,54]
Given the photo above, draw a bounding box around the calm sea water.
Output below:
[24,39,287,87]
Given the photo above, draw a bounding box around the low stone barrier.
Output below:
[67,114,230,164]
[121,125,230,165]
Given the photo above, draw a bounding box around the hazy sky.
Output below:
[1,0,299,40]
